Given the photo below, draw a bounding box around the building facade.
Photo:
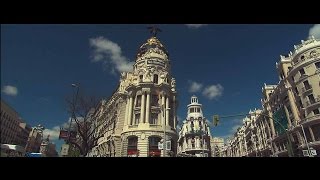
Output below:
[25,125,45,153]
[40,135,58,157]
[210,137,224,157]
[1,100,21,145]
[1,100,32,148]
[88,32,178,157]
[223,36,320,157]
[177,96,211,157]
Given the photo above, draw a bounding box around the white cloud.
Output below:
[43,126,60,141]
[188,81,203,93]
[309,24,320,39]
[89,36,134,74]
[2,85,18,96]
[202,84,223,100]
[185,24,208,29]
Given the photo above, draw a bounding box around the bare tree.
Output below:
[65,92,107,156]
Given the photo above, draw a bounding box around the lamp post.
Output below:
[67,83,80,145]
[300,124,312,157]
[161,104,170,157]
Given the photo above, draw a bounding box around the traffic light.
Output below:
[213,115,219,126]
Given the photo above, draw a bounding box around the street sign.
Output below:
[158,142,163,150]
[61,144,70,156]
[302,150,309,156]
[166,141,171,151]
[310,150,317,156]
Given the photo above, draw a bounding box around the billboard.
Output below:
[272,107,288,135]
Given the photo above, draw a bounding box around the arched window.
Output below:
[127,136,138,157]
[149,136,161,157]
[153,74,158,84]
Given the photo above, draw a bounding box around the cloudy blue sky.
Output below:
[1,24,320,153]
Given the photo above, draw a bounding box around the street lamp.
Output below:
[300,124,312,157]
[161,104,170,157]
[67,83,80,144]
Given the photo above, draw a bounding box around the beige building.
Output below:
[223,36,320,157]
[16,122,32,148]
[177,96,211,157]
[25,125,45,153]
[1,100,21,144]
[88,32,178,157]
[40,135,58,157]
[1,100,32,148]
[210,137,224,157]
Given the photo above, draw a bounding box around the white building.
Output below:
[177,96,211,157]
[91,30,178,157]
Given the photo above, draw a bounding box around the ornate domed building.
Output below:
[89,29,178,157]
[177,96,211,157]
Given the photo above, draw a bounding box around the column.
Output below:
[287,89,300,125]
[173,96,176,129]
[283,105,292,127]
[166,96,169,127]
[161,93,165,126]
[124,98,129,126]
[308,126,315,142]
[267,107,276,138]
[128,96,133,125]
[140,92,146,124]
[146,91,150,124]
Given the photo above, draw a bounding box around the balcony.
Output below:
[301,86,312,94]
[300,114,320,125]
[305,97,320,109]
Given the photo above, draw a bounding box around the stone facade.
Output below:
[177,96,211,157]
[88,34,178,157]
[223,36,320,157]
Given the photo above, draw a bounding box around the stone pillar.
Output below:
[124,98,129,126]
[308,126,315,142]
[166,96,169,127]
[161,93,165,126]
[283,105,292,127]
[146,91,150,124]
[173,96,176,129]
[266,107,276,138]
[287,89,300,125]
[128,96,133,125]
[140,92,146,124]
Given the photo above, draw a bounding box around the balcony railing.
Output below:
[301,86,312,93]
[305,97,320,107]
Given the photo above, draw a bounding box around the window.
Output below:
[303,81,311,90]
[294,87,299,95]
[197,108,200,112]
[148,136,161,157]
[313,109,320,115]
[190,108,194,113]
[308,94,315,104]
[151,95,159,106]
[316,62,320,69]
[299,68,306,76]
[298,100,303,108]
[300,55,305,60]
[153,74,158,84]
[127,136,138,156]
[134,114,140,124]
[139,75,143,81]
[150,113,158,124]
[136,95,142,107]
